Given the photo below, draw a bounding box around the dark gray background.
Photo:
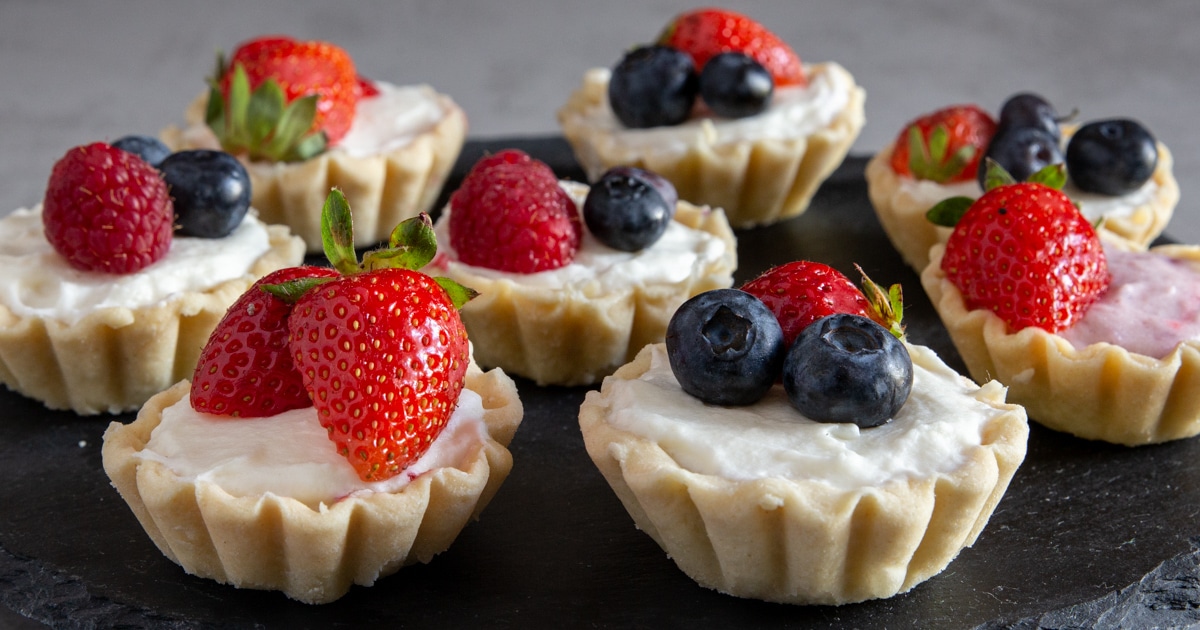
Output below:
[3,0,1198,238]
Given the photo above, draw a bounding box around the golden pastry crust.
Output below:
[428,198,737,386]
[921,242,1200,445]
[866,131,1178,272]
[100,361,522,604]
[0,224,303,415]
[578,343,1028,605]
[558,62,865,228]
[163,89,467,252]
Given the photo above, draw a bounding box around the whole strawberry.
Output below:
[742,261,903,346]
[448,149,582,274]
[190,265,340,417]
[933,162,1109,332]
[208,35,359,162]
[658,8,805,87]
[890,104,997,184]
[42,142,174,274]
[281,190,476,481]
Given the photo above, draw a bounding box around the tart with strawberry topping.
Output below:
[922,164,1200,445]
[867,95,1179,271]
[0,142,304,414]
[162,35,467,252]
[579,266,1027,604]
[557,7,865,228]
[424,150,737,386]
[101,191,523,603]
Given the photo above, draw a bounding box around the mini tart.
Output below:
[427,187,737,387]
[101,360,522,605]
[162,87,467,253]
[0,223,303,415]
[866,132,1179,271]
[921,241,1200,445]
[557,62,865,228]
[579,343,1028,605]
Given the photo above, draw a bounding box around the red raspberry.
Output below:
[448,149,581,273]
[42,142,174,274]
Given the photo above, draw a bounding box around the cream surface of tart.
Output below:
[0,206,272,323]
[579,341,1028,605]
[427,180,737,386]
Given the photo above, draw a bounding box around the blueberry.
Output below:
[666,289,786,406]
[110,134,171,168]
[583,167,677,251]
[159,150,252,238]
[997,92,1064,140]
[977,125,1064,186]
[698,52,773,119]
[1066,118,1158,195]
[608,45,699,129]
[783,314,912,428]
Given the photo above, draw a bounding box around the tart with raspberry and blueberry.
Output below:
[866,93,1179,271]
[161,35,467,252]
[922,163,1200,445]
[578,264,1028,604]
[0,141,304,415]
[102,191,523,603]
[557,7,865,228]
[423,149,737,386]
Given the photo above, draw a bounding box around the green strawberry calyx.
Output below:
[205,57,328,163]
[925,159,1068,227]
[264,189,478,308]
[855,264,905,340]
[906,123,978,183]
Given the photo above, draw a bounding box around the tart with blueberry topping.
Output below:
[557,7,865,228]
[866,94,1178,271]
[424,150,737,386]
[0,141,303,414]
[578,267,1028,604]
[162,35,466,252]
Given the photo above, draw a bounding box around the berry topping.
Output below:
[583,166,677,252]
[1066,118,1158,195]
[191,265,340,417]
[666,289,786,406]
[159,149,252,238]
[978,125,1064,186]
[449,149,582,273]
[207,35,359,162]
[889,105,997,184]
[741,261,904,347]
[608,45,699,129]
[111,134,171,167]
[783,314,913,428]
[698,52,774,119]
[272,191,475,482]
[933,164,1110,333]
[658,7,805,87]
[997,92,1069,140]
[42,142,174,274]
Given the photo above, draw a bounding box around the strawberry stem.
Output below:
[322,189,360,275]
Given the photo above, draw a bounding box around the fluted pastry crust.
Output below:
[866,134,1178,272]
[428,201,737,386]
[101,361,522,604]
[578,343,1028,604]
[163,89,467,252]
[558,63,865,228]
[0,224,303,415]
[922,242,1200,445]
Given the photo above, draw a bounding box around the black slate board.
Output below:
[3,137,1200,629]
